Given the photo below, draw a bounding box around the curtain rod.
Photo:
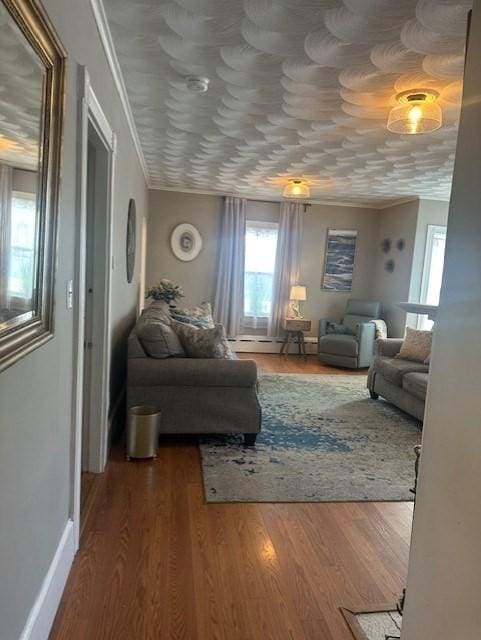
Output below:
[247,198,311,212]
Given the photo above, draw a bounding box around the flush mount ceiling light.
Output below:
[283,179,310,198]
[387,89,442,135]
[185,75,210,94]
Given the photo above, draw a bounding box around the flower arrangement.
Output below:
[146,279,184,304]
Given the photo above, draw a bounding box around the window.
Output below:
[243,221,278,328]
[419,225,447,329]
[8,192,37,300]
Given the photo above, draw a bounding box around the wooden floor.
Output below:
[238,353,367,375]
[80,472,101,539]
[50,354,413,640]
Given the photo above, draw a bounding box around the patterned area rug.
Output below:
[200,374,422,503]
[342,607,403,640]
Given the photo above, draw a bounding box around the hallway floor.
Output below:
[50,355,413,640]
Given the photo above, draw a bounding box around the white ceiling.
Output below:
[103,0,471,206]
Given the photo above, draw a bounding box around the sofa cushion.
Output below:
[403,372,429,401]
[141,301,172,324]
[319,334,359,357]
[374,356,429,387]
[172,321,234,359]
[396,327,432,363]
[136,319,185,358]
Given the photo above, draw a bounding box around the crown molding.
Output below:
[148,184,388,209]
[375,196,420,210]
[89,0,149,185]
[150,186,449,212]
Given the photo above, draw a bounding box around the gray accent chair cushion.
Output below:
[318,299,382,369]
[368,338,429,422]
[318,334,359,357]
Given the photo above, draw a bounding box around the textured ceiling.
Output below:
[103,0,470,206]
[0,3,43,169]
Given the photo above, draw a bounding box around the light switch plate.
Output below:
[66,279,73,309]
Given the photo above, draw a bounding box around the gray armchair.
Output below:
[318,299,382,369]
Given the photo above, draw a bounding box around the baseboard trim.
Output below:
[231,336,319,354]
[19,520,75,640]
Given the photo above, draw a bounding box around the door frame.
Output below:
[138,215,147,314]
[71,66,116,549]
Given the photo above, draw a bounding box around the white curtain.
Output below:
[214,196,246,337]
[0,164,13,310]
[269,201,303,336]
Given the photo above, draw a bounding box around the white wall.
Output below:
[402,3,481,638]
[0,1,148,638]
[147,191,221,309]
[372,200,419,337]
[300,202,379,333]
[370,198,449,336]
[147,190,379,336]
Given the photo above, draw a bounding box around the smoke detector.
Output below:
[186,76,210,94]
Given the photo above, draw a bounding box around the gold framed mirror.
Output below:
[0,0,66,372]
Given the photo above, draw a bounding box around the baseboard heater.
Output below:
[228,335,319,354]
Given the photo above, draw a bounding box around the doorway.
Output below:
[79,123,113,531]
[71,67,116,549]
[82,124,111,472]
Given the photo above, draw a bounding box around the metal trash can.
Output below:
[126,405,161,460]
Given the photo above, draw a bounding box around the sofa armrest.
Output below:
[357,322,377,367]
[374,338,404,358]
[128,357,258,388]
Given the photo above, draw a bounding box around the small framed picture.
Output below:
[322,229,358,291]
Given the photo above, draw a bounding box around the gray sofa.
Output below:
[318,299,382,369]
[127,320,262,445]
[367,338,429,421]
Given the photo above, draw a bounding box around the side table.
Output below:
[280,318,312,355]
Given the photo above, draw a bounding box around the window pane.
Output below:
[419,226,447,330]
[244,222,278,318]
[8,195,37,298]
[425,233,446,306]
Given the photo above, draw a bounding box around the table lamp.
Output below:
[289,285,307,319]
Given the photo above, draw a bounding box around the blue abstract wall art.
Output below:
[322,229,358,291]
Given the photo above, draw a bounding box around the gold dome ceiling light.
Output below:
[387,89,442,135]
[283,179,310,198]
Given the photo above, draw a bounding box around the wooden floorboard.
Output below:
[50,355,413,640]
[80,472,101,541]
[238,353,367,375]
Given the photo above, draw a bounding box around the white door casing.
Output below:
[71,65,116,550]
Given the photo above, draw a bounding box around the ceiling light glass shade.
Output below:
[283,179,310,198]
[387,90,442,135]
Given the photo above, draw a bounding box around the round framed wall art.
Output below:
[170,223,203,261]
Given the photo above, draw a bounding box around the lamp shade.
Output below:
[283,179,310,198]
[290,285,307,301]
